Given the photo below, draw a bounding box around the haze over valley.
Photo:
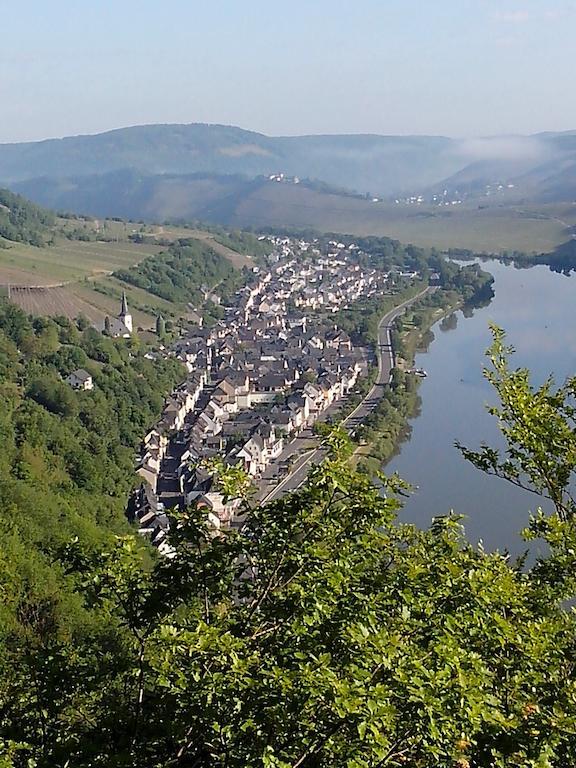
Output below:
[3,123,576,253]
[4,2,576,765]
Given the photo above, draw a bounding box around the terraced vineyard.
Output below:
[7,285,104,320]
[0,211,256,323]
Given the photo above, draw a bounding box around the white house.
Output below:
[66,369,94,391]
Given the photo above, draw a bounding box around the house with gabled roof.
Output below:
[66,368,94,391]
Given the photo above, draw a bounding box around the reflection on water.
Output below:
[439,312,458,333]
[386,261,576,555]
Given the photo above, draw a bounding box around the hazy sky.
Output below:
[1,0,574,143]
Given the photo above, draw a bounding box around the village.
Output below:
[123,235,420,554]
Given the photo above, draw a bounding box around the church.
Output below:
[101,291,134,338]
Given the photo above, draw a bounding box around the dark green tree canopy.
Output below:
[0,188,55,246]
[2,324,576,767]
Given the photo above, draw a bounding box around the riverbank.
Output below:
[324,281,425,415]
[351,287,481,473]
[449,238,576,276]
[385,259,576,554]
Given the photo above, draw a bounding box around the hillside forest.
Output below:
[2,327,576,766]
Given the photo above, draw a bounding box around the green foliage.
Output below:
[0,299,184,709]
[4,432,576,767]
[213,229,273,258]
[0,188,55,247]
[47,345,88,376]
[3,291,576,765]
[27,376,78,417]
[355,366,420,465]
[155,314,166,339]
[336,282,424,348]
[114,240,242,305]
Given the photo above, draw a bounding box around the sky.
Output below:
[1,0,574,143]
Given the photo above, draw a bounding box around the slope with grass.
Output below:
[0,192,261,325]
[12,170,576,254]
[228,183,576,253]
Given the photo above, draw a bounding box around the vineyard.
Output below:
[7,285,105,320]
[0,209,256,325]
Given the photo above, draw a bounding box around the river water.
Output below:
[385,260,576,555]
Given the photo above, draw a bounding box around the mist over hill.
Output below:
[0,123,461,196]
[11,171,377,225]
[3,124,576,234]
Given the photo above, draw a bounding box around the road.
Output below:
[261,286,432,502]
[340,285,432,434]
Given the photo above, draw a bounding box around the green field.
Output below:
[364,204,576,253]
[0,219,254,323]
[229,183,576,253]
[0,238,163,284]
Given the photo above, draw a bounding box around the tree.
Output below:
[458,325,576,522]
[458,325,576,601]
[4,429,576,767]
[27,376,77,417]
[76,314,91,332]
[155,314,166,338]
[5,330,576,767]
[48,345,87,376]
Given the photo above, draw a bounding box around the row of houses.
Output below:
[127,235,417,550]
[135,373,207,493]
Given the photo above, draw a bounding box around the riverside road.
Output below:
[261,286,432,502]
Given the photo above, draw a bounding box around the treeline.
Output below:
[450,238,576,275]
[431,255,494,303]
[509,239,576,274]
[213,229,272,258]
[336,281,426,347]
[0,300,183,674]
[114,239,243,305]
[335,255,493,349]
[356,366,420,465]
[0,188,55,247]
[355,236,494,300]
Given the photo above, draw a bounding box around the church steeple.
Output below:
[119,291,133,334]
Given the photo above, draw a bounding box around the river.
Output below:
[386,260,576,555]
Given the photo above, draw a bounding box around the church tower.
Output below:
[119,291,133,334]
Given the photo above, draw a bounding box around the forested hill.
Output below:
[114,238,245,305]
[0,300,183,681]
[4,124,576,207]
[0,123,459,195]
[0,187,55,246]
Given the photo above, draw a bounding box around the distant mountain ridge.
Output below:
[0,123,467,195]
[3,123,576,231]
